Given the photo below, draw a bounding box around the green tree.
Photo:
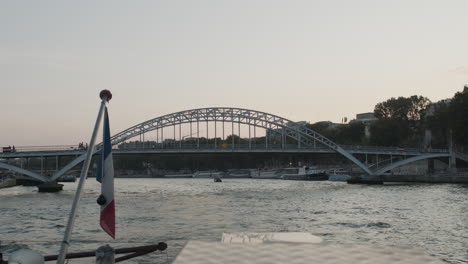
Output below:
[425,100,450,148]
[448,86,468,149]
[335,122,365,145]
[374,95,431,121]
[306,122,339,142]
[371,95,430,147]
[369,119,410,146]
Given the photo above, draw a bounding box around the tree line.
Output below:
[306,86,468,151]
[118,86,468,153]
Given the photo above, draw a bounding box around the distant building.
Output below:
[313,121,343,129]
[353,112,378,123]
[350,112,378,138]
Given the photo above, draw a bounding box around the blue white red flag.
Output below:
[96,107,115,239]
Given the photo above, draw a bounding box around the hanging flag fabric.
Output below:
[96,107,115,239]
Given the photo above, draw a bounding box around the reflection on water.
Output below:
[1,179,467,263]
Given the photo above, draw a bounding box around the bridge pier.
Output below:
[448,129,457,173]
[449,152,457,173]
[427,158,435,173]
[347,175,383,185]
[37,182,64,192]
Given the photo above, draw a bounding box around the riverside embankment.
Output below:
[382,172,468,183]
[0,176,16,189]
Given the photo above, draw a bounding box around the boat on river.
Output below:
[192,170,225,178]
[327,168,352,181]
[281,166,328,181]
[214,177,222,182]
[57,174,76,182]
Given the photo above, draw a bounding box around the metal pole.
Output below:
[254,125,256,148]
[161,127,164,149]
[238,121,241,145]
[57,92,110,264]
[215,120,217,149]
[179,123,182,149]
[197,119,199,149]
[232,121,234,150]
[281,127,284,150]
[248,123,251,150]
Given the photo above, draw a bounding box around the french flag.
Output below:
[96,107,115,239]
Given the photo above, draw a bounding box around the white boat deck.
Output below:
[172,232,445,264]
[172,241,445,264]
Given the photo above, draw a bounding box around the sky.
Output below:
[1,0,467,146]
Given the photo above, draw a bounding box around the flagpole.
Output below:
[57,90,112,264]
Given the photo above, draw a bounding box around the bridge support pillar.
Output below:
[37,182,64,192]
[448,129,457,173]
[41,156,44,176]
[427,158,435,173]
[449,152,457,173]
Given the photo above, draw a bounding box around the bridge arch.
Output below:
[108,107,372,174]
[38,107,368,181]
[374,153,450,175]
[0,162,48,182]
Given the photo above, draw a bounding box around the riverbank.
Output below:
[110,169,468,183]
[382,172,468,184]
[0,177,16,189]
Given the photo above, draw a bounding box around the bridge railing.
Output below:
[116,143,331,151]
[4,143,450,154]
[340,145,449,154]
[8,145,82,153]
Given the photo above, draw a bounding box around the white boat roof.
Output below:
[173,240,445,264]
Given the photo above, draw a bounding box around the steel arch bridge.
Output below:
[42,107,370,182]
[1,107,462,182]
[108,107,371,174]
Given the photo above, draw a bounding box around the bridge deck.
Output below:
[0,145,448,159]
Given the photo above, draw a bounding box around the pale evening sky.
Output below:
[1,0,467,146]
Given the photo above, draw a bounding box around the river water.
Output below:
[1,179,467,263]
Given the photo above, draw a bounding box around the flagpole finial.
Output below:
[100,90,112,102]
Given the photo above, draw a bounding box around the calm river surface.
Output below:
[1,179,467,263]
